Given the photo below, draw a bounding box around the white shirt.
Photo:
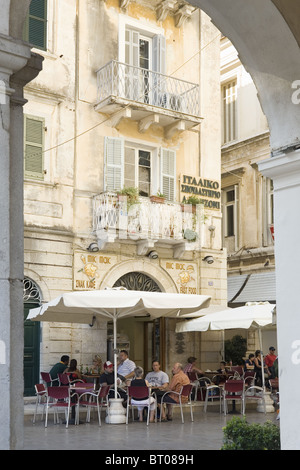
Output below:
[117,358,136,377]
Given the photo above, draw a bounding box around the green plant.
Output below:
[225,334,247,365]
[156,191,166,198]
[186,195,202,205]
[117,186,140,209]
[221,416,280,450]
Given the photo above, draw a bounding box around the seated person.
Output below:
[157,362,190,421]
[244,353,255,371]
[117,350,136,381]
[99,361,127,404]
[145,360,169,415]
[183,356,203,377]
[64,358,83,381]
[49,355,70,385]
[130,367,156,423]
[145,360,169,390]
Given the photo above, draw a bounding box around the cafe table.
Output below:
[82,374,100,389]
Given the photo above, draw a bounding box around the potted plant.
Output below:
[117,186,140,210]
[181,195,202,213]
[150,191,166,204]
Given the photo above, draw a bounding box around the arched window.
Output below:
[113,272,161,292]
[23,277,42,304]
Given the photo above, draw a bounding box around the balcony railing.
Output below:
[93,192,204,250]
[96,60,200,117]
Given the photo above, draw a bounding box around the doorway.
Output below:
[23,278,41,396]
[112,271,164,372]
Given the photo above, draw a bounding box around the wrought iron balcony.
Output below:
[95,60,202,134]
[93,192,204,256]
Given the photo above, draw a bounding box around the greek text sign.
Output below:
[180,174,221,210]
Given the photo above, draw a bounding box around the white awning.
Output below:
[228,271,276,304]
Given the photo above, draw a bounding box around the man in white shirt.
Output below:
[145,360,169,389]
[117,350,136,380]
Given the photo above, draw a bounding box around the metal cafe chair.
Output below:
[223,379,245,416]
[160,384,194,424]
[58,372,84,386]
[40,371,59,387]
[45,386,77,428]
[32,383,48,423]
[126,385,156,426]
[204,384,222,413]
[244,385,266,414]
[76,384,111,426]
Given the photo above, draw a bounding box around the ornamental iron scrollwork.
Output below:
[23,277,42,304]
[113,272,161,292]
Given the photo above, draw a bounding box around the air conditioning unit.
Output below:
[160,93,182,112]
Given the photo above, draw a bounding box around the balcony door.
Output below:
[125,29,152,103]
[124,145,152,197]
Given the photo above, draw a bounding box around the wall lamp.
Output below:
[203,255,214,264]
[87,242,99,252]
[148,250,159,259]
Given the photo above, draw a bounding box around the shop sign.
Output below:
[161,260,198,294]
[180,174,221,210]
[73,251,117,290]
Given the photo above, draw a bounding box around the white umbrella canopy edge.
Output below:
[175,303,274,333]
[27,289,212,322]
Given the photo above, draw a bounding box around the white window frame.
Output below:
[221,79,237,145]
[119,15,164,64]
[222,184,239,251]
[124,143,154,197]
[262,177,274,246]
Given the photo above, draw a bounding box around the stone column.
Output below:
[259,149,300,450]
[0,35,43,450]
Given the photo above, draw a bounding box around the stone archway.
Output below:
[0,0,44,450]
[187,0,300,449]
[1,0,300,450]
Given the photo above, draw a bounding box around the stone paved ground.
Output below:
[23,402,279,451]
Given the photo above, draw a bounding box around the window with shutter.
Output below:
[24,115,45,181]
[23,0,47,51]
[104,137,124,191]
[221,79,237,144]
[160,148,176,201]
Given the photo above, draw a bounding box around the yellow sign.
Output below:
[162,260,198,294]
[74,252,117,290]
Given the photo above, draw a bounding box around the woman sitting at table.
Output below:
[130,367,156,423]
[64,359,83,381]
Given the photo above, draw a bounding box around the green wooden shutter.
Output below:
[104,137,124,191]
[23,0,47,50]
[24,115,45,180]
[160,148,176,201]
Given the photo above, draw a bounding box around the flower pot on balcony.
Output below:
[150,195,166,204]
[181,203,196,214]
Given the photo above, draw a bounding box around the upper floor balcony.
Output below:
[95,60,202,138]
[93,192,205,258]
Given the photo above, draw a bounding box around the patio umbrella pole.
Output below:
[114,314,117,399]
[257,328,273,413]
[106,311,126,424]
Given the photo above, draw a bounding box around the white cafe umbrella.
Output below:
[28,288,211,399]
[176,302,275,391]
